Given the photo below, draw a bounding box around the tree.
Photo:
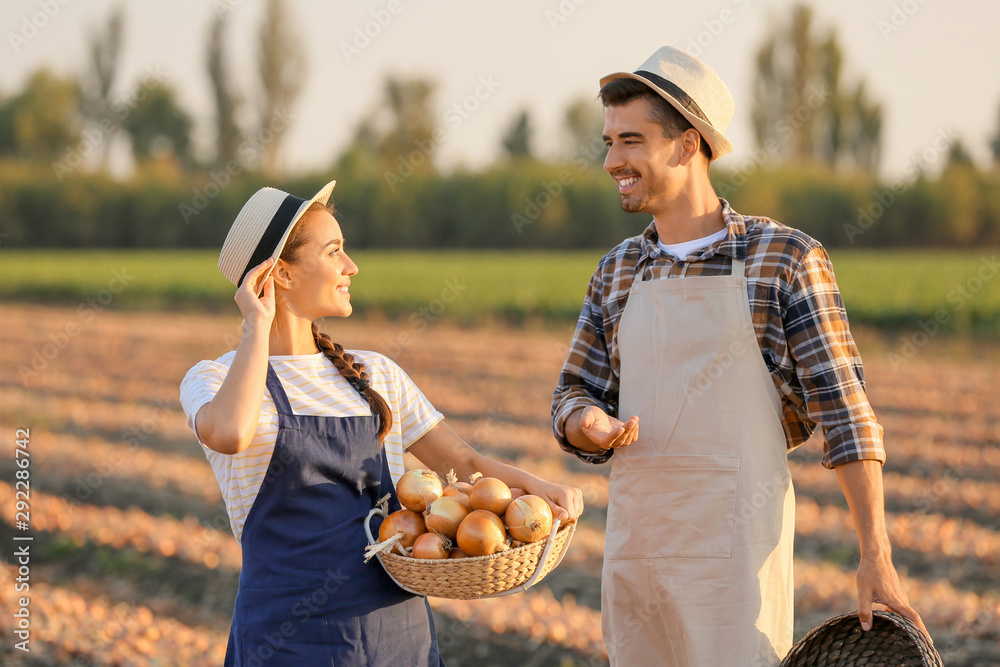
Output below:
[938,142,981,245]
[842,81,882,172]
[0,69,81,160]
[501,109,533,160]
[563,95,605,164]
[208,12,242,166]
[120,80,193,167]
[0,91,16,155]
[334,117,381,176]
[378,76,436,166]
[339,75,438,172]
[751,3,882,172]
[257,0,306,177]
[990,100,1000,166]
[946,139,975,167]
[79,4,125,167]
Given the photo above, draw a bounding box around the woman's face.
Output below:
[276,209,358,320]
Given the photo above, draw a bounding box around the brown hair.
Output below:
[599,78,712,161]
[279,200,393,441]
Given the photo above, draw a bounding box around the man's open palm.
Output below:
[579,406,639,449]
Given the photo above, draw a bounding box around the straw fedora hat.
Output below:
[600,46,735,160]
[218,180,336,288]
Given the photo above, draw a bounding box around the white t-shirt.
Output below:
[179,350,444,544]
[656,227,728,260]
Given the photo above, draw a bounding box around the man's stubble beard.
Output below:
[619,191,650,213]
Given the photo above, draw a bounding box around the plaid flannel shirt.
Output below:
[551,199,884,469]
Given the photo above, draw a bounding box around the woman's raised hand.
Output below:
[235,258,276,329]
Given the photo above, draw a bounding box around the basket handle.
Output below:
[482,518,563,598]
[364,506,386,545]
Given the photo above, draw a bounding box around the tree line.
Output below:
[2,3,1000,250]
[5,154,1000,251]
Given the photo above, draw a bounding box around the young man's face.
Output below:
[602,97,684,216]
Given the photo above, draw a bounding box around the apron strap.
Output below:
[731,257,745,277]
[633,253,649,284]
[264,363,294,415]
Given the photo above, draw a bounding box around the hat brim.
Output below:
[245,179,336,291]
[599,71,732,160]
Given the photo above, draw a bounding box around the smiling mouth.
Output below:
[336,285,350,296]
[616,175,640,193]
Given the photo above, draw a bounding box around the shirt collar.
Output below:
[639,198,748,262]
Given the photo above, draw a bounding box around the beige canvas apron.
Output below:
[601,256,795,666]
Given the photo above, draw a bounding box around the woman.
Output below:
[179,180,584,666]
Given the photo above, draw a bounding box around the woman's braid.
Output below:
[311,322,392,441]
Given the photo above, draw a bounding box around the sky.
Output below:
[2,0,999,180]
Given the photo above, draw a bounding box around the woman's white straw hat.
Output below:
[600,45,735,160]
[218,180,336,287]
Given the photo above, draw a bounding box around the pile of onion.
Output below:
[377,469,559,560]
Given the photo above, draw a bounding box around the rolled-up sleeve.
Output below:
[784,244,885,468]
[552,268,618,465]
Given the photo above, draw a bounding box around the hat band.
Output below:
[634,70,711,127]
[237,193,306,287]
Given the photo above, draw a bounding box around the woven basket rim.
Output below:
[381,525,564,564]
[375,521,575,599]
[782,609,941,667]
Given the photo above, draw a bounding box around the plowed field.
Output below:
[1,303,997,665]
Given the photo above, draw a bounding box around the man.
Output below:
[551,46,929,666]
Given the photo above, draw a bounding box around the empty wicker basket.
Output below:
[781,610,941,667]
[364,507,576,599]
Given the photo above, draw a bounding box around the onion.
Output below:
[424,496,469,540]
[379,509,426,555]
[396,469,443,512]
[441,469,471,507]
[456,509,507,556]
[509,487,526,500]
[442,487,470,507]
[411,532,450,559]
[449,549,470,559]
[468,477,513,516]
[504,495,553,543]
[455,482,474,494]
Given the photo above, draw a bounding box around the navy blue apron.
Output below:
[224,363,445,666]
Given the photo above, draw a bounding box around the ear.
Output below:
[677,128,703,167]
[270,258,294,290]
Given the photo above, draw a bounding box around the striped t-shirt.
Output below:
[179,350,444,544]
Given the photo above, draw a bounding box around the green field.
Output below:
[2,249,999,333]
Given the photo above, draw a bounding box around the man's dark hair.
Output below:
[599,78,712,162]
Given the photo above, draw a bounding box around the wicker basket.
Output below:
[364,507,576,599]
[781,610,941,667]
